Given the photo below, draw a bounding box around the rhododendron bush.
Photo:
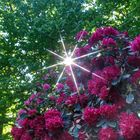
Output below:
[11,27,140,140]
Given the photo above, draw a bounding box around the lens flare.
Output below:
[46,33,104,93]
[63,57,74,66]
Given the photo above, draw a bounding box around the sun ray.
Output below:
[70,30,85,57]
[56,66,66,85]
[46,49,64,60]
[73,63,105,80]
[60,34,68,57]
[69,65,79,94]
[74,50,102,60]
[43,62,64,70]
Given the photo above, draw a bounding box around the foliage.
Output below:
[11,27,140,140]
[0,0,140,139]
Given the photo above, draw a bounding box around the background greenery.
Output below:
[0,0,140,139]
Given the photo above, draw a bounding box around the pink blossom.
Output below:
[131,70,140,85]
[11,126,24,140]
[98,127,118,140]
[99,104,118,120]
[119,112,140,140]
[20,132,33,140]
[56,83,64,90]
[89,30,103,45]
[43,83,50,90]
[65,94,78,106]
[56,93,66,105]
[103,26,119,36]
[99,86,109,100]
[44,109,61,119]
[103,65,121,82]
[102,38,117,47]
[45,116,63,132]
[83,107,100,125]
[131,35,140,52]
[28,109,37,116]
[75,30,88,41]
[127,56,140,67]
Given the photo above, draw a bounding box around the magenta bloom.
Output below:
[45,116,63,132]
[127,56,140,67]
[83,107,100,125]
[44,109,61,119]
[99,104,118,120]
[103,26,119,36]
[75,30,88,41]
[56,83,64,90]
[102,38,117,47]
[119,112,140,140]
[20,132,33,140]
[65,94,78,106]
[103,65,121,82]
[98,127,118,140]
[11,126,24,140]
[89,30,103,45]
[131,70,140,85]
[28,109,37,116]
[42,83,50,90]
[131,35,140,52]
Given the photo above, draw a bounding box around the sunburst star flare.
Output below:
[46,34,104,93]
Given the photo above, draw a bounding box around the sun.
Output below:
[63,57,74,66]
[45,32,104,93]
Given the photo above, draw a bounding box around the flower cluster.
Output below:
[119,112,140,140]
[12,27,140,140]
[83,107,100,125]
[45,109,64,132]
[131,35,140,52]
[98,127,118,140]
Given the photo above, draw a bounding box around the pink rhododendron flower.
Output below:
[29,115,45,137]
[102,38,117,47]
[103,26,119,36]
[66,76,77,92]
[18,118,29,128]
[131,35,140,52]
[79,94,88,107]
[131,70,140,85]
[45,116,63,132]
[44,109,61,119]
[103,65,121,82]
[119,112,140,140]
[98,127,118,140]
[56,93,66,105]
[99,86,109,100]
[11,126,24,140]
[65,94,78,106]
[43,83,50,90]
[75,30,88,41]
[89,30,103,45]
[83,107,100,125]
[127,56,140,67]
[28,109,37,116]
[20,132,33,140]
[99,104,118,120]
[56,83,64,90]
